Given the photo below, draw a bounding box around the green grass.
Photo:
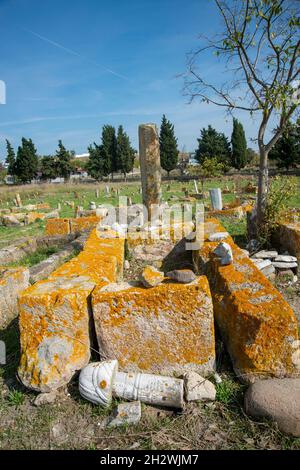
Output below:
[0,176,299,247]
[8,246,59,268]
[216,378,245,405]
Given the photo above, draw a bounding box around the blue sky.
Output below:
[0,0,261,160]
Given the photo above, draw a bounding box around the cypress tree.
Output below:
[5,140,16,176]
[39,155,58,181]
[87,143,111,181]
[159,115,179,177]
[116,125,135,181]
[231,118,247,169]
[102,125,116,178]
[56,140,72,181]
[195,125,231,169]
[14,137,38,183]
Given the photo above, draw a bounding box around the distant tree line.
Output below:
[87,125,136,181]
[4,116,299,184]
[5,139,73,183]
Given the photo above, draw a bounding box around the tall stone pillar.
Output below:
[138,124,162,221]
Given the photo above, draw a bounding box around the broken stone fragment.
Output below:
[1,214,21,226]
[260,263,276,279]
[184,371,216,402]
[79,360,184,409]
[107,401,142,428]
[124,260,130,269]
[272,261,298,269]
[244,378,300,437]
[208,232,229,242]
[250,258,272,270]
[140,265,165,288]
[166,269,196,284]
[213,242,233,266]
[252,250,278,259]
[33,391,58,406]
[274,255,297,263]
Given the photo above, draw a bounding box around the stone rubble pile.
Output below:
[249,249,298,282]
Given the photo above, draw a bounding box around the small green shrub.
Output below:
[258,176,297,246]
[7,390,25,407]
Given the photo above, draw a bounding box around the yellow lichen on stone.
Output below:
[193,218,300,383]
[92,276,216,377]
[26,212,45,224]
[45,218,70,236]
[0,266,29,329]
[37,203,50,210]
[70,216,101,234]
[17,226,125,391]
[84,228,125,276]
[127,221,195,248]
[18,276,97,392]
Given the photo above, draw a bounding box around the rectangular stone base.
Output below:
[92,276,216,377]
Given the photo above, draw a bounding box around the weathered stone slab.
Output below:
[45,218,70,236]
[275,255,297,263]
[1,214,22,226]
[29,246,74,283]
[18,275,95,392]
[250,258,272,270]
[0,267,29,329]
[92,276,216,376]
[193,218,300,383]
[272,261,298,269]
[36,233,77,250]
[24,212,45,225]
[18,228,124,392]
[0,238,38,265]
[70,216,100,234]
[252,250,278,259]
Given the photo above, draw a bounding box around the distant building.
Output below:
[74,153,89,159]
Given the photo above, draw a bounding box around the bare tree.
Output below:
[184,0,300,231]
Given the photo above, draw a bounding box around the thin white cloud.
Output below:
[24,28,130,82]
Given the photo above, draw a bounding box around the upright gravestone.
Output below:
[209,188,223,211]
[138,124,162,221]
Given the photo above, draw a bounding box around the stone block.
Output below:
[92,276,215,377]
[18,275,96,392]
[45,218,70,236]
[193,218,300,383]
[70,216,100,234]
[0,267,29,328]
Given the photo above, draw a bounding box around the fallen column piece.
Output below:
[193,218,300,383]
[79,360,184,408]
